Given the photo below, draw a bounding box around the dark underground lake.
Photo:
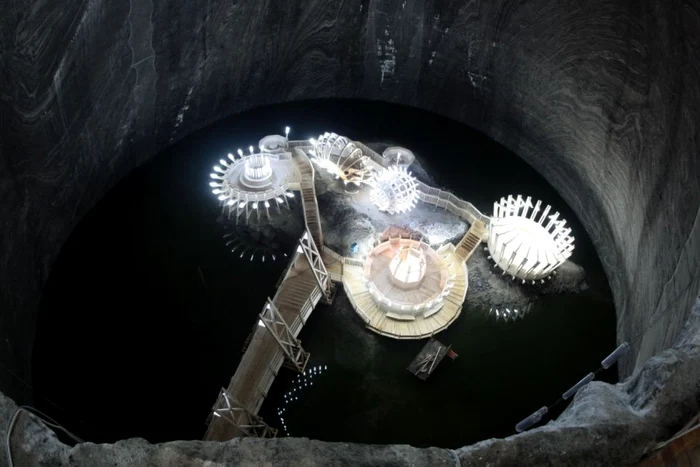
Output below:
[33,99,617,448]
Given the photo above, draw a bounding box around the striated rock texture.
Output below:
[0,0,699,455]
[3,296,700,466]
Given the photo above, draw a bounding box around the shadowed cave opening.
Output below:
[33,99,616,447]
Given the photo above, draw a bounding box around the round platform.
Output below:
[338,241,468,339]
[382,146,415,168]
[363,239,447,317]
[259,134,288,153]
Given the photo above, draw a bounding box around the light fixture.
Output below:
[487,195,575,280]
[369,165,419,214]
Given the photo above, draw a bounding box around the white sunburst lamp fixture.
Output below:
[206,127,296,224]
[487,195,575,280]
[369,165,419,214]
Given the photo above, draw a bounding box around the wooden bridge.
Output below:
[454,220,486,262]
[204,147,331,442]
[293,149,323,248]
[204,141,491,441]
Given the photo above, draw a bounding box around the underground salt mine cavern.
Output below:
[1,2,699,466]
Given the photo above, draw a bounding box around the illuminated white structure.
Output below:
[208,129,297,223]
[259,134,288,153]
[369,166,419,214]
[487,195,575,280]
[389,246,427,289]
[241,154,273,187]
[309,132,374,187]
[363,238,455,317]
[382,146,415,168]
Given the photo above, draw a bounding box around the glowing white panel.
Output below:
[487,196,575,280]
[369,166,419,215]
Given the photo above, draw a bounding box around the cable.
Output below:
[6,406,84,467]
[0,361,93,432]
[6,407,22,467]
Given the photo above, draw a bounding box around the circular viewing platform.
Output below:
[337,239,468,339]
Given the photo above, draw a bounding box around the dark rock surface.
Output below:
[2,2,698,402]
[3,296,699,466]
[1,0,699,461]
[464,246,587,314]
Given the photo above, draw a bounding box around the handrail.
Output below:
[351,142,491,226]
[342,276,370,324]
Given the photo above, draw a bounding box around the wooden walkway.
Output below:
[293,149,323,249]
[454,220,486,262]
[204,253,322,441]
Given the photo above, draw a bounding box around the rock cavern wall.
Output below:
[0,0,698,447]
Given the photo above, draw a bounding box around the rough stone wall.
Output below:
[0,0,699,407]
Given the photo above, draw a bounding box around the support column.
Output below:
[208,389,277,438]
[259,298,310,373]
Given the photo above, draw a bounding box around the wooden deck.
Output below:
[342,244,467,339]
[407,338,451,380]
[204,255,322,441]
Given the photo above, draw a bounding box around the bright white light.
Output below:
[227,199,235,205]
[210,173,223,179]
[209,182,220,187]
[213,165,225,173]
[243,154,272,183]
[238,202,246,208]
[258,319,264,327]
[389,246,427,289]
[370,166,419,215]
[212,189,222,194]
[219,159,229,167]
[264,201,270,208]
[285,126,290,137]
[487,195,575,280]
[249,145,254,154]
[218,195,229,201]
[252,202,258,209]
[285,192,294,198]
[228,153,235,162]
[237,149,244,157]
[275,196,284,203]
